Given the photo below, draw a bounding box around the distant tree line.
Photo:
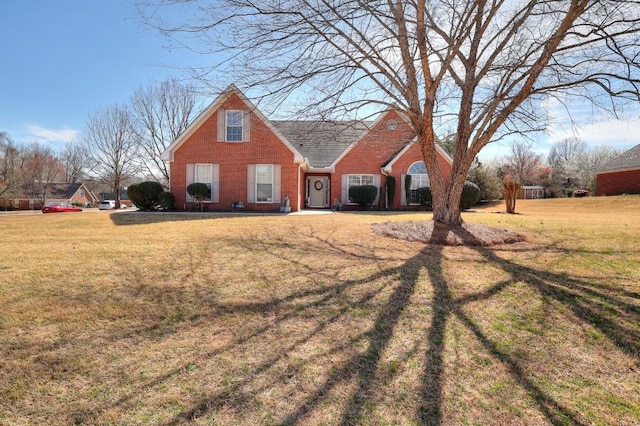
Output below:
[440,136,621,201]
[0,79,197,208]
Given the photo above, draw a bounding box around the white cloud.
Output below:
[548,118,640,148]
[22,124,79,144]
[543,97,640,148]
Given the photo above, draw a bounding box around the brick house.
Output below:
[596,143,640,196]
[47,182,99,206]
[0,182,98,210]
[161,84,452,212]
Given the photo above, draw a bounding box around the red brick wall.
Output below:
[389,143,452,207]
[596,170,640,195]
[332,110,452,209]
[171,93,300,211]
[332,111,414,209]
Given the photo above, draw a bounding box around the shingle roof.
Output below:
[47,182,82,199]
[272,120,371,168]
[598,143,640,173]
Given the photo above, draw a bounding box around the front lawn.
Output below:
[1,197,638,424]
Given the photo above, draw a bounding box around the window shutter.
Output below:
[373,174,381,205]
[342,174,348,204]
[217,110,225,142]
[186,164,194,202]
[400,174,407,205]
[273,165,281,204]
[247,164,256,203]
[211,164,220,202]
[243,110,251,142]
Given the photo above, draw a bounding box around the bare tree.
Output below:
[502,141,543,186]
[21,143,64,204]
[131,78,197,186]
[61,139,92,183]
[140,1,640,226]
[83,104,139,208]
[0,132,23,200]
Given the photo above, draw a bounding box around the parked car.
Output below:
[98,200,128,210]
[98,200,115,210]
[41,202,83,213]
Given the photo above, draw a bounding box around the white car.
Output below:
[98,200,116,210]
[98,200,128,210]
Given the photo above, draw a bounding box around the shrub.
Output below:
[460,181,481,209]
[128,181,164,210]
[187,182,210,211]
[404,175,412,206]
[468,163,503,200]
[157,191,175,210]
[385,175,396,208]
[417,186,432,206]
[349,185,378,208]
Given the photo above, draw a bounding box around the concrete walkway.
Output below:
[288,209,334,215]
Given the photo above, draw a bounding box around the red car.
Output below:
[41,202,83,213]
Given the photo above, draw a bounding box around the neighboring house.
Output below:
[0,182,98,210]
[161,84,453,212]
[46,182,99,206]
[596,143,640,196]
[518,185,546,199]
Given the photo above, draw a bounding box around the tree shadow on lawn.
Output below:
[68,228,638,425]
[108,210,281,226]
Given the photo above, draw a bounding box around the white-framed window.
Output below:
[247,164,281,204]
[256,164,274,202]
[346,174,375,204]
[408,161,429,204]
[195,164,213,201]
[226,110,243,142]
[186,163,220,202]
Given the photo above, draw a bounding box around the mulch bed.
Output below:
[372,220,527,246]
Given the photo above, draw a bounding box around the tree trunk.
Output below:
[431,176,465,226]
[114,179,121,209]
[417,128,468,227]
[504,182,520,214]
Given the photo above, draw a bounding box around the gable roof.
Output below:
[272,120,371,168]
[161,84,304,163]
[382,140,453,172]
[597,143,640,173]
[47,182,83,199]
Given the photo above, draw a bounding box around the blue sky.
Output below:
[0,0,200,151]
[1,1,638,160]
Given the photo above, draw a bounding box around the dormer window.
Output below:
[226,111,243,142]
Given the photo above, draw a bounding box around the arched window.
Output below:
[408,161,429,204]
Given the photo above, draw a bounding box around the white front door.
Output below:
[308,177,329,208]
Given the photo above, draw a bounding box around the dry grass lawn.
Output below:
[1,196,639,425]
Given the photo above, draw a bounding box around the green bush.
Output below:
[417,186,432,206]
[187,182,210,211]
[157,191,175,210]
[128,181,164,210]
[385,175,396,208]
[349,185,378,208]
[404,175,412,206]
[460,181,481,209]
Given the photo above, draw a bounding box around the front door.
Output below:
[307,176,329,208]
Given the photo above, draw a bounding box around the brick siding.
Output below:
[596,170,640,195]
